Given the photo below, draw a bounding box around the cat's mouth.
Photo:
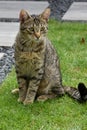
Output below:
[31,37,42,43]
[33,36,41,41]
[33,35,44,42]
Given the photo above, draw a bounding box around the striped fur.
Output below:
[12,8,64,105]
[64,83,87,102]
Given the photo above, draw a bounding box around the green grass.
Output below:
[1,20,87,130]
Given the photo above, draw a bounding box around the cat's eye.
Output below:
[40,27,45,31]
[29,27,34,32]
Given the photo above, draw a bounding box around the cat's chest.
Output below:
[15,50,43,76]
[16,39,46,60]
[19,40,44,52]
[15,40,46,63]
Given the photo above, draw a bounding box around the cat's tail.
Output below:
[64,83,87,102]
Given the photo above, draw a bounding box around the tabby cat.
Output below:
[12,8,65,105]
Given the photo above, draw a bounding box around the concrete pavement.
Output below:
[0,22,19,47]
[0,1,49,20]
[62,2,87,22]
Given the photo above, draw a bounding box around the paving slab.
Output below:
[0,1,49,21]
[0,22,19,47]
[62,2,87,22]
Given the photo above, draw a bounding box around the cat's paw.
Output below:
[37,95,48,102]
[17,97,25,103]
[11,88,19,94]
[37,94,57,102]
[23,99,33,105]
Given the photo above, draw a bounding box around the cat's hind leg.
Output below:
[52,87,65,97]
[37,94,57,102]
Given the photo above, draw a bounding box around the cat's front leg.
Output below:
[17,78,27,103]
[23,78,41,105]
[23,57,45,105]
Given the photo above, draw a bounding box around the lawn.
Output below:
[0,20,87,130]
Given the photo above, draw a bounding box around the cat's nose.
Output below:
[35,32,40,39]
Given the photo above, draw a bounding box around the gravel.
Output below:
[0,47,14,83]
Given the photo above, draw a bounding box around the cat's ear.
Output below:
[40,8,50,22]
[19,9,31,23]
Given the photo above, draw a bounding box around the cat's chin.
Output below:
[32,38,44,43]
[32,35,45,41]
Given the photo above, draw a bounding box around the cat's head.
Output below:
[78,83,87,102]
[19,8,50,41]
